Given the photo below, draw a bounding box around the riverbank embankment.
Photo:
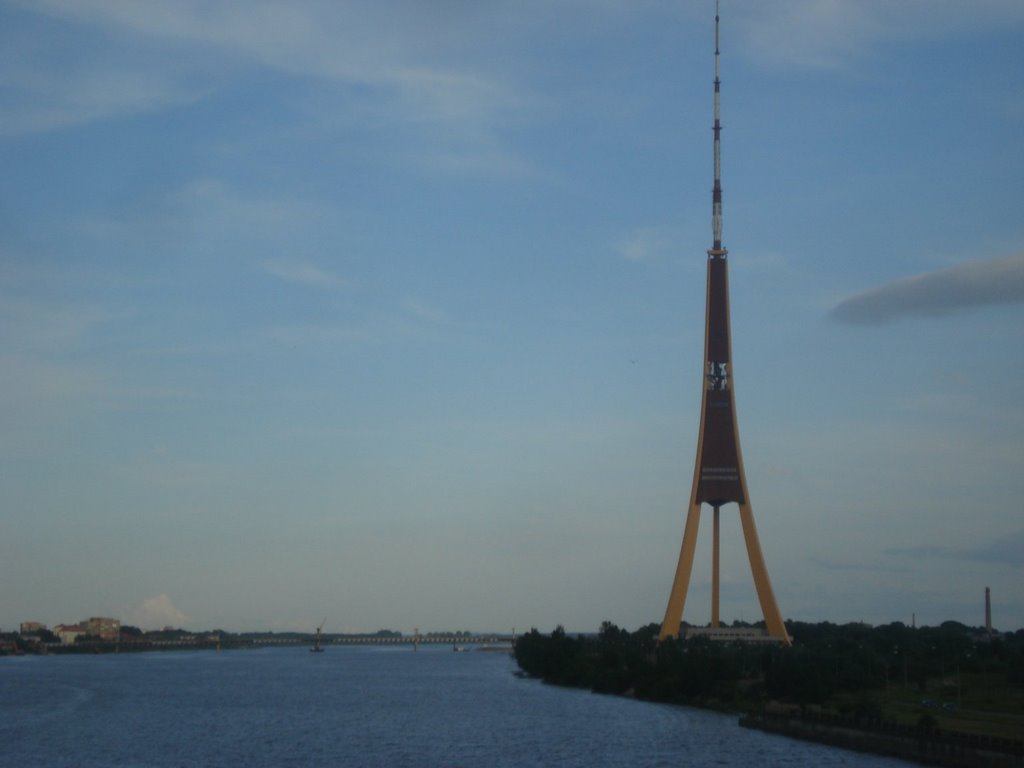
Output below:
[740,710,1023,768]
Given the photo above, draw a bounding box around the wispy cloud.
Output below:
[735,0,1024,71]
[829,253,1024,324]
[0,3,218,136]
[74,178,334,253]
[807,555,911,574]
[737,1,884,71]
[0,297,113,349]
[886,530,1024,566]
[0,66,209,137]
[0,292,192,426]
[264,299,452,348]
[176,179,329,229]
[0,353,106,404]
[403,299,449,326]
[265,323,368,347]
[615,228,676,263]
[261,260,348,291]
[4,0,534,175]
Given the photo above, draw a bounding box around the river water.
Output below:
[1,645,912,767]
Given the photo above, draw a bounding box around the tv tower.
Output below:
[658,1,789,644]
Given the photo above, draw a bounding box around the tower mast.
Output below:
[658,1,789,645]
[711,0,724,255]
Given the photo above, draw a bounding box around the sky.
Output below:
[1,0,1023,636]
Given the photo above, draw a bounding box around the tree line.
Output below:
[514,620,1024,712]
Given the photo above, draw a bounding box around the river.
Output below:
[1,645,913,767]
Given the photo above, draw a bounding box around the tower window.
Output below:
[705,361,729,391]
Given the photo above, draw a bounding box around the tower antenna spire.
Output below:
[710,0,725,256]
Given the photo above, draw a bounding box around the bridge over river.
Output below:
[28,633,516,654]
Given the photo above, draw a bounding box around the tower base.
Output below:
[658,500,790,646]
[685,626,787,644]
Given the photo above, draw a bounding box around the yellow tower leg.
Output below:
[659,500,701,640]
[737,501,790,644]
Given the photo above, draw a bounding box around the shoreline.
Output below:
[521,671,1023,768]
[739,710,1023,768]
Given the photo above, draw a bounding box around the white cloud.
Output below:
[124,593,190,630]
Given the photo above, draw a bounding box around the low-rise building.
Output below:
[684,626,789,644]
[85,617,121,641]
[19,621,46,634]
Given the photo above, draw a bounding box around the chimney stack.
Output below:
[985,587,992,637]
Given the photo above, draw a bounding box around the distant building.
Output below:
[54,623,87,644]
[19,621,46,634]
[85,617,121,641]
[684,626,788,644]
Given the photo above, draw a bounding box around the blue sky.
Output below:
[2,0,1023,635]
